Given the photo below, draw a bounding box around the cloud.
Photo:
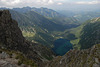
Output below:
[0,0,22,7]
[76,0,100,5]
[48,0,54,4]
[36,0,54,5]
[0,0,100,10]
[57,3,63,5]
[0,0,55,7]
[0,0,21,5]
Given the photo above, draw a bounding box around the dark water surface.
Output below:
[52,38,73,56]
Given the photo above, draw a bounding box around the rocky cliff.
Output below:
[45,44,100,67]
[0,10,55,67]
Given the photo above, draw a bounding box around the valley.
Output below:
[8,7,80,49]
[0,7,100,55]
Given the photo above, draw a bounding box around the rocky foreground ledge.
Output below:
[45,44,100,67]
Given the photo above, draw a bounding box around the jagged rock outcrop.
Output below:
[0,52,30,67]
[0,10,55,67]
[45,44,100,67]
[0,10,26,51]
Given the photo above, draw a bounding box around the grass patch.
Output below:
[22,31,35,37]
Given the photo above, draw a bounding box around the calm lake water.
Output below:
[52,38,73,56]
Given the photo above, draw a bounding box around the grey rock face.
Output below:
[0,52,9,59]
[0,10,26,50]
[0,61,17,67]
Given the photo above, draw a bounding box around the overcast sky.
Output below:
[0,0,100,11]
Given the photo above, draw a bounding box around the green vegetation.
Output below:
[50,17,79,25]
[9,8,100,50]
[22,31,35,37]
[8,8,80,48]
[10,10,70,47]
[57,17,100,49]
[16,53,37,67]
[79,18,100,49]
[42,54,53,60]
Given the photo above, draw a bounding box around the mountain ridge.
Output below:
[12,7,64,18]
[0,10,55,67]
[7,8,79,47]
[59,17,100,49]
